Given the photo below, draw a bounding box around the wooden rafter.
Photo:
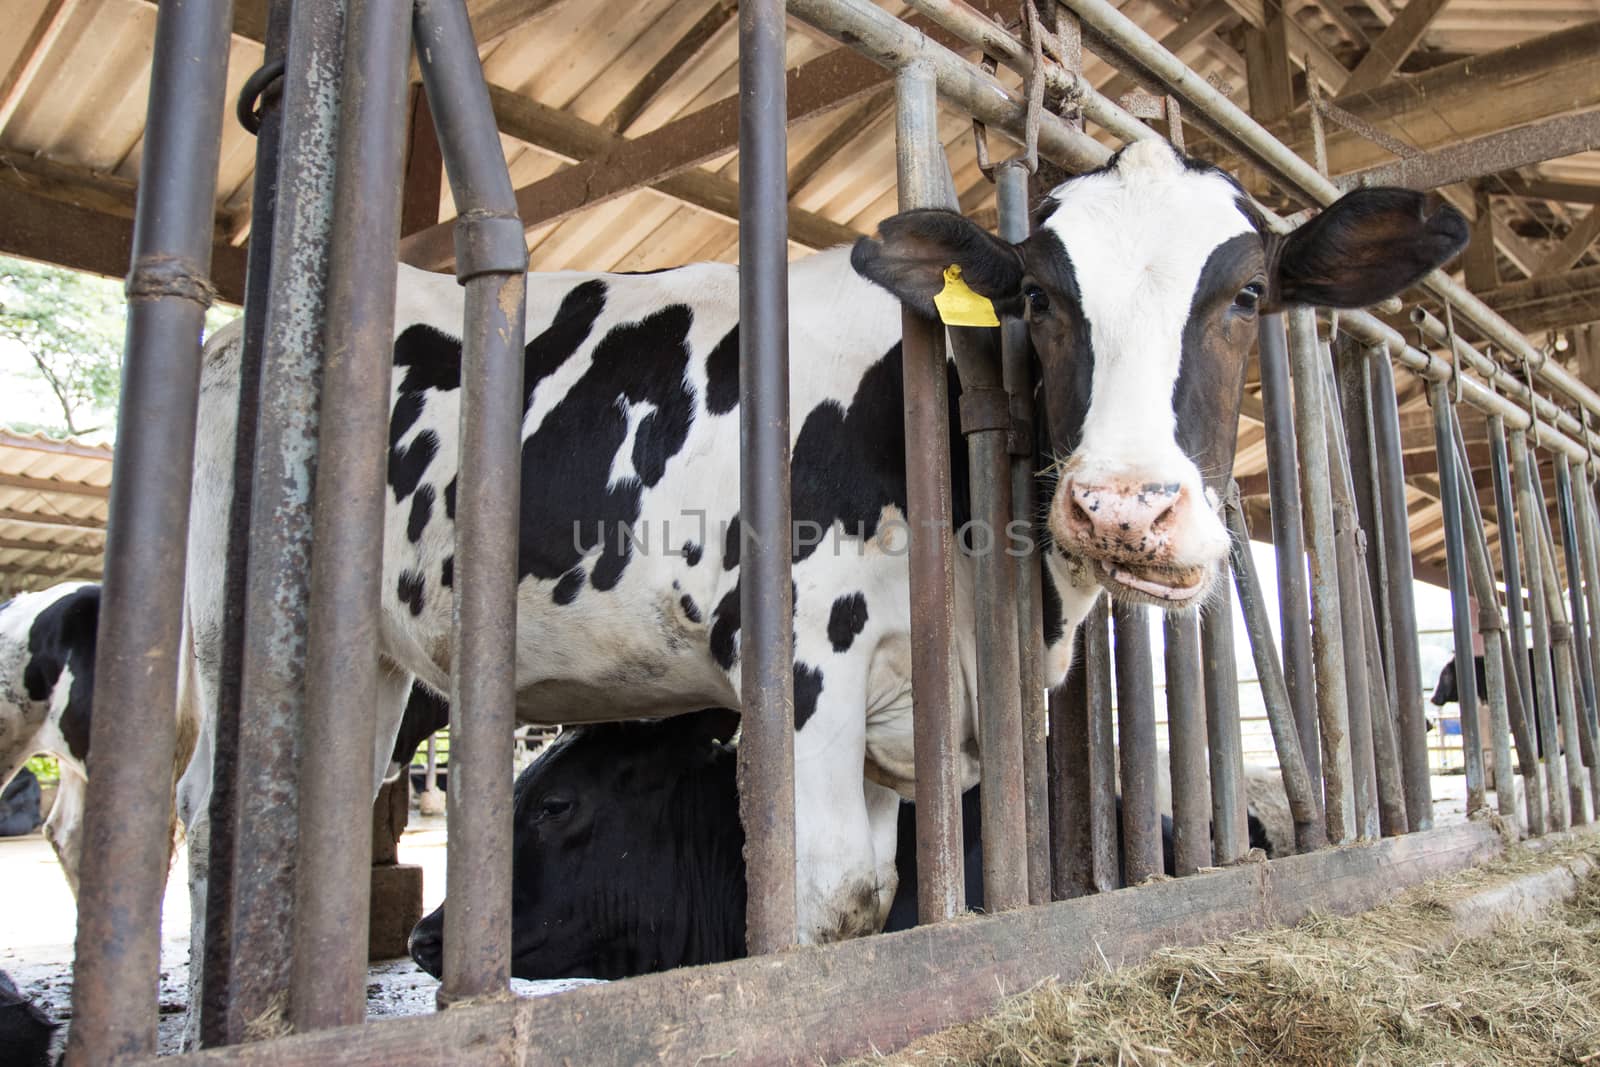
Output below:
[1099,0,1236,103]
[1221,0,1352,93]
[1340,0,1451,96]
[1535,208,1600,277]
[0,0,78,137]
[603,0,737,135]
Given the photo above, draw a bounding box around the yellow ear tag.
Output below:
[932,265,999,328]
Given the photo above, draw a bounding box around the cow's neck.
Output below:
[667,754,747,966]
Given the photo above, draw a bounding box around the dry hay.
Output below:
[862,836,1600,1066]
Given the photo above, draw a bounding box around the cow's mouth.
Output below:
[1095,559,1208,605]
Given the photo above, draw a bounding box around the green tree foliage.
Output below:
[0,255,126,437]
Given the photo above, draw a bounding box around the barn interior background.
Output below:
[2,0,1600,1062]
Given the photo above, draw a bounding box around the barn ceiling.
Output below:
[2,0,1599,592]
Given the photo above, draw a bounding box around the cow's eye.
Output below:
[1233,282,1265,312]
[536,795,572,820]
[1025,286,1049,315]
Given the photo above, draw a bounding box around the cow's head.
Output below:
[854,140,1467,608]
[408,709,743,981]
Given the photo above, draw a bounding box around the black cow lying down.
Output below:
[409,711,1186,981]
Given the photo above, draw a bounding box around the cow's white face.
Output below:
[853,139,1468,611]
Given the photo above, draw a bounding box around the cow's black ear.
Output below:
[852,209,1024,319]
[1268,189,1468,310]
[676,708,741,747]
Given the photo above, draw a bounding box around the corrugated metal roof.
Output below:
[0,430,109,596]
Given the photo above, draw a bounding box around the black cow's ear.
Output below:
[852,209,1024,319]
[1268,189,1468,310]
[676,707,741,747]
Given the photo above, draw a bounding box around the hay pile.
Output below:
[866,839,1600,1066]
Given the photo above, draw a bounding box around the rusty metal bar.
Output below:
[1225,497,1325,851]
[414,0,530,998]
[1556,455,1600,810]
[1203,568,1249,864]
[289,0,411,1031]
[1355,545,1409,834]
[1577,475,1600,777]
[1447,413,1518,825]
[1429,381,1488,817]
[1085,598,1119,891]
[1114,604,1161,884]
[200,0,290,1045]
[894,61,964,926]
[223,0,348,1036]
[1288,307,1354,843]
[65,0,235,1058]
[1256,314,1320,785]
[994,162,1050,906]
[1530,465,1590,825]
[1321,357,1379,840]
[1488,416,1546,832]
[1048,636,1091,899]
[1511,430,1567,830]
[1162,612,1210,874]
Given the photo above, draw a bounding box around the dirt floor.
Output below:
[859,833,1600,1066]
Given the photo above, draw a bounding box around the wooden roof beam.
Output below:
[1340,0,1450,96]
[1502,177,1600,206]
[1478,264,1600,333]
[1221,0,1352,94]
[0,508,106,534]
[603,0,736,135]
[1336,111,1600,195]
[1536,207,1600,277]
[1099,0,1237,103]
[0,0,79,138]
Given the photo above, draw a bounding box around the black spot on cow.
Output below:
[523,280,608,407]
[826,592,868,653]
[722,515,739,571]
[408,484,435,543]
[709,585,740,670]
[388,324,462,503]
[443,477,457,521]
[705,324,739,416]
[440,556,453,589]
[792,662,824,730]
[516,302,696,591]
[682,541,702,567]
[23,584,99,763]
[680,595,702,624]
[397,570,426,616]
[390,429,439,506]
[553,567,585,606]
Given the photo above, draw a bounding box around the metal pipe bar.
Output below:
[200,0,290,1045]
[1448,410,1518,824]
[1511,430,1567,830]
[1530,466,1589,825]
[1055,0,1600,433]
[289,0,411,1031]
[415,0,530,998]
[1488,416,1546,833]
[1085,598,1119,891]
[1114,603,1162,884]
[894,62,964,926]
[1576,477,1600,768]
[1321,357,1380,840]
[1287,307,1355,843]
[1355,547,1410,835]
[1555,455,1600,810]
[1256,314,1320,785]
[736,0,800,953]
[65,0,235,1058]
[1225,497,1325,851]
[224,0,348,1035]
[1429,382,1488,817]
[1163,612,1210,874]
[1048,637,1091,899]
[994,161,1051,906]
[1203,571,1248,863]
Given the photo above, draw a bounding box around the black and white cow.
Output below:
[180,139,1465,959]
[1432,650,1557,756]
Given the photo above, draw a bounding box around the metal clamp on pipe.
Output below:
[1007,393,1033,457]
[452,210,530,283]
[126,254,218,307]
[959,386,1014,436]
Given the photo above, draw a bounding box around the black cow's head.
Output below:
[854,139,1467,610]
[408,709,743,981]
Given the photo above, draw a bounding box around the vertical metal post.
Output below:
[1556,455,1600,809]
[1163,612,1210,874]
[66,0,235,1059]
[1085,598,1120,891]
[414,0,531,998]
[1428,382,1488,816]
[1287,308,1354,843]
[1577,477,1600,767]
[1257,313,1320,783]
[1530,469,1589,825]
[201,0,291,1045]
[1511,430,1567,829]
[1114,604,1161,884]
[896,62,963,925]
[227,0,347,1035]
[996,163,1051,906]
[289,0,411,1031]
[1203,570,1249,863]
[1368,350,1432,828]
[1048,636,1091,899]
[1225,498,1325,851]
[1489,417,1545,832]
